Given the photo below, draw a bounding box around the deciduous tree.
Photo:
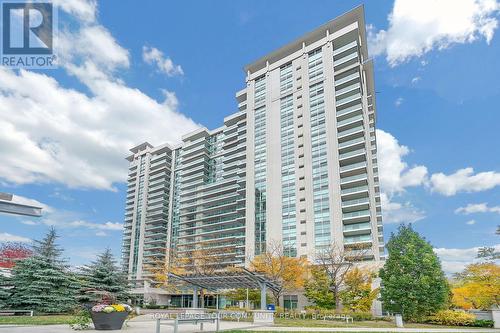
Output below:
[452,263,500,310]
[380,224,449,321]
[313,242,370,310]
[340,267,378,312]
[304,265,336,309]
[0,242,32,268]
[250,241,308,305]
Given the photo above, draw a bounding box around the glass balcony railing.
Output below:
[339,148,365,160]
[334,72,360,86]
[336,92,362,107]
[338,125,364,138]
[343,222,371,232]
[333,40,358,56]
[337,114,363,127]
[342,197,369,207]
[340,161,367,172]
[344,234,372,244]
[340,173,367,184]
[341,185,368,195]
[338,136,365,149]
[343,209,370,219]
[335,82,361,96]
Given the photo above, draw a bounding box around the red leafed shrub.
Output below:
[0,242,32,268]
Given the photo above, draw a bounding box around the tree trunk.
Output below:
[273,291,280,307]
[334,286,341,313]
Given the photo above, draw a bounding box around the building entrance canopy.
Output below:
[168,268,278,310]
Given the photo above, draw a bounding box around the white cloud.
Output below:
[430,167,500,196]
[54,0,97,23]
[60,26,130,72]
[455,202,500,214]
[411,76,421,84]
[0,2,199,190]
[434,244,500,274]
[380,192,425,224]
[368,0,500,66]
[466,219,476,225]
[143,46,184,77]
[0,232,31,243]
[394,97,404,107]
[162,89,179,111]
[95,231,107,237]
[376,129,428,195]
[66,220,122,231]
[21,220,38,226]
[18,203,123,232]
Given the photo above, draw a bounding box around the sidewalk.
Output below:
[249,327,500,332]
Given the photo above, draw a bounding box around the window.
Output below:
[283,295,298,310]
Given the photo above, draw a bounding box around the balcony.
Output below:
[342,209,371,223]
[339,148,365,161]
[337,125,364,141]
[339,140,365,156]
[344,234,372,245]
[343,222,372,235]
[340,173,368,187]
[334,72,360,86]
[333,40,357,56]
[337,114,363,129]
[342,197,370,211]
[337,103,363,118]
[339,161,367,174]
[340,185,369,199]
[335,82,361,97]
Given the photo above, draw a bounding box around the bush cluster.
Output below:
[275,307,391,322]
[425,310,480,326]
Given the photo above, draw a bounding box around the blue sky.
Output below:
[0,0,499,273]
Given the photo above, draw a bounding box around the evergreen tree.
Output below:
[78,248,129,304]
[0,272,12,308]
[380,224,449,321]
[6,227,79,313]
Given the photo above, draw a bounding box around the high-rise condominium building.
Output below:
[122,6,384,305]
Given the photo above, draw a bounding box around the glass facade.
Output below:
[308,49,331,249]
[131,157,146,277]
[280,63,297,257]
[254,75,267,255]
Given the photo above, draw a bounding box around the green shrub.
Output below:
[275,308,374,321]
[473,319,494,328]
[69,309,91,330]
[426,310,475,326]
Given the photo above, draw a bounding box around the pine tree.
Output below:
[78,248,129,304]
[0,271,12,308]
[6,227,79,313]
[380,224,449,321]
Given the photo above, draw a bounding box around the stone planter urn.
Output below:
[91,311,128,330]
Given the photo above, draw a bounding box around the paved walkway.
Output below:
[253,327,500,332]
[0,315,499,333]
[0,315,257,332]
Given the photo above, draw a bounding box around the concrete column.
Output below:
[192,287,198,308]
[492,309,500,328]
[260,283,267,310]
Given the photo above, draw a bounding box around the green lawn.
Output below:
[0,315,75,325]
[273,318,483,329]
